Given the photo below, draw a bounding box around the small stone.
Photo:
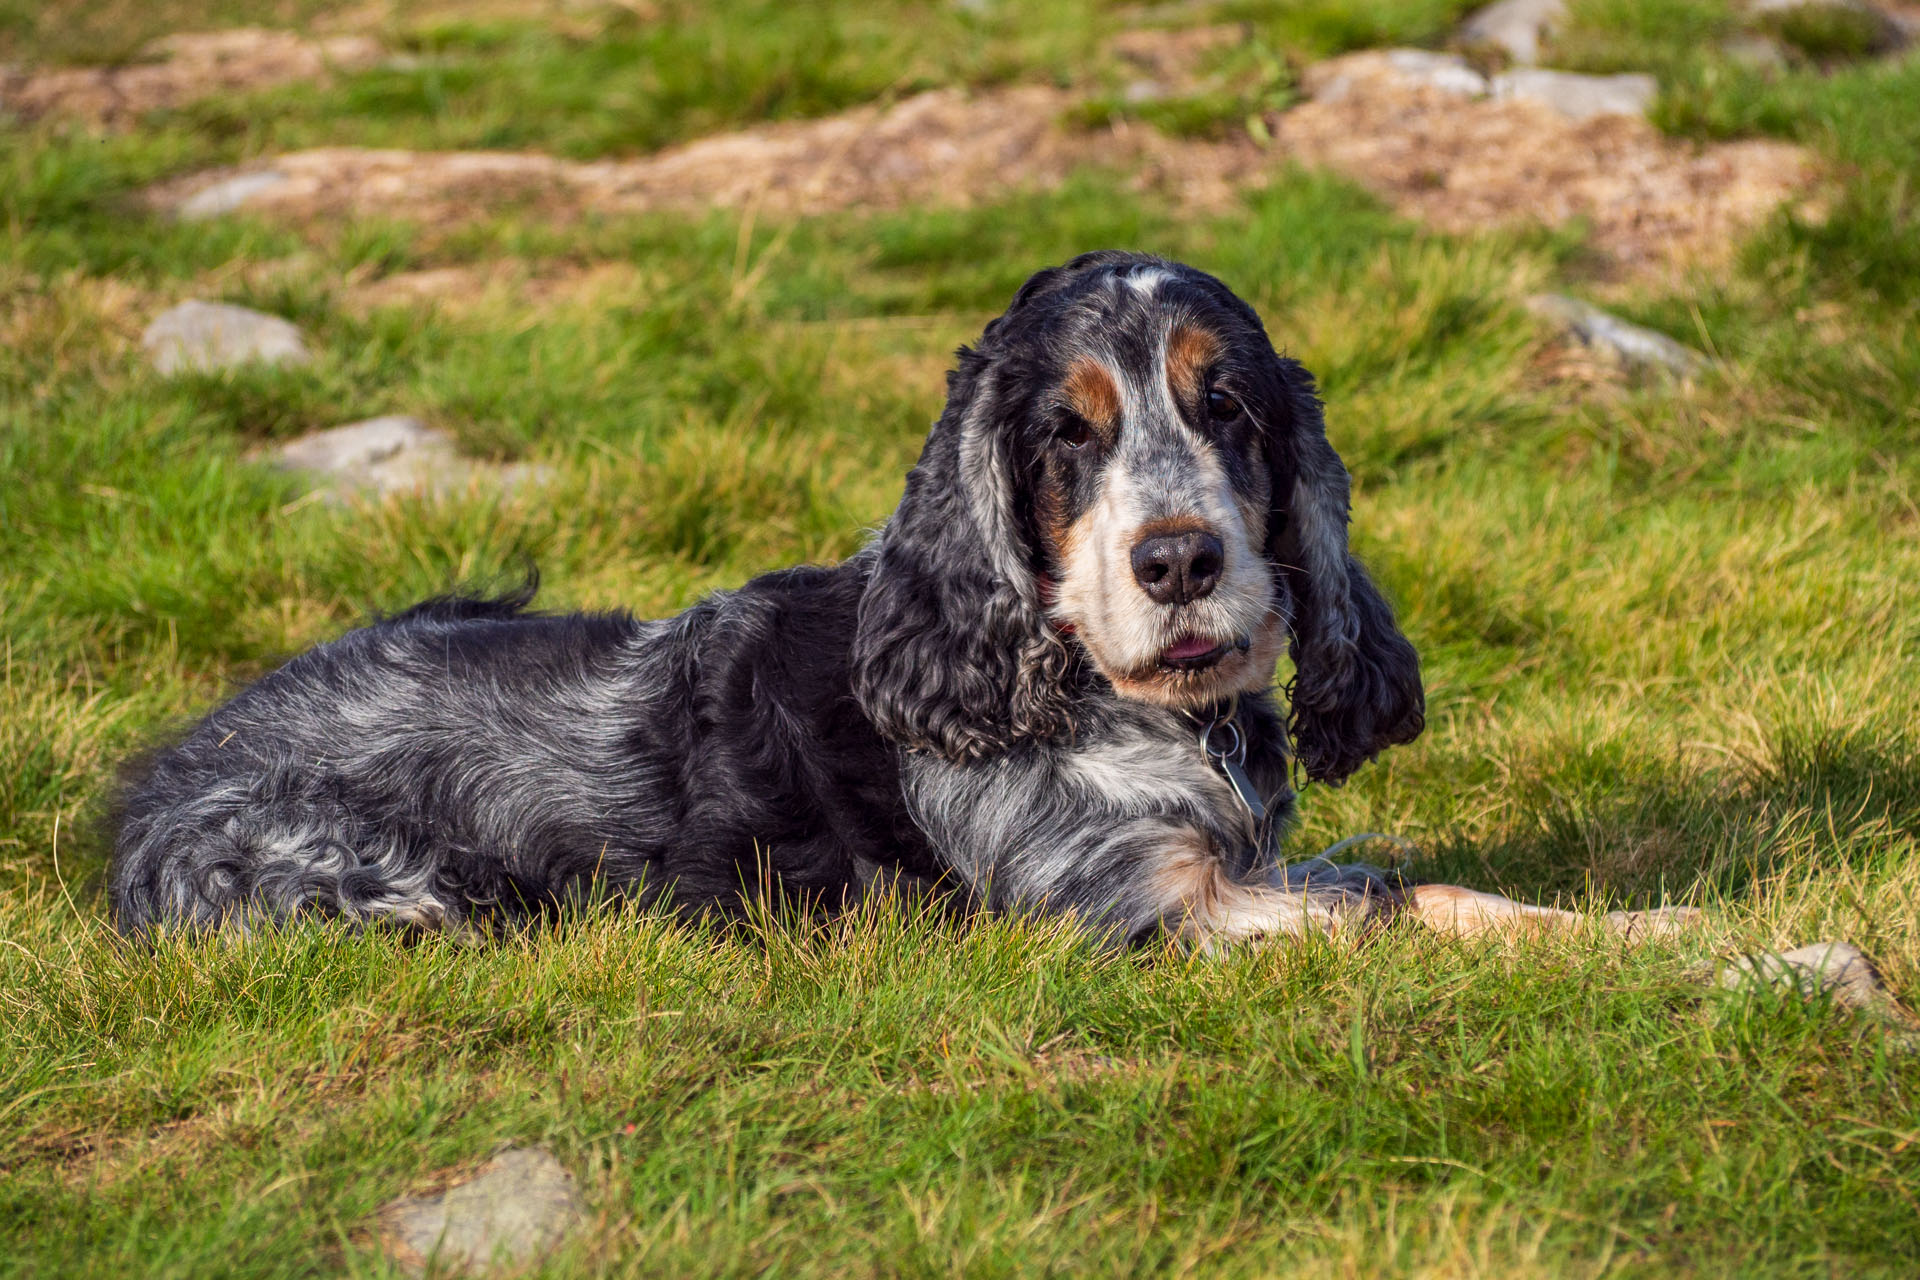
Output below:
[1459,0,1568,65]
[1309,49,1489,103]
[380,1147,581,1275]
[276,415,446,477]
[1524,293,1709,378]
[175,170,291,220]
[1383,49,1492,95]
[143,300,310,375]
[1123,78,1169,104]
[1709,941,1906,1017]
[1491,68,1657,118]
[274,416,548,501]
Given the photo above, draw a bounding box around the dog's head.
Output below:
[854,251,1423,783]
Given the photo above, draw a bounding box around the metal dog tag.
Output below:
[1199,713,1267,825]
[1217,753,1267,825]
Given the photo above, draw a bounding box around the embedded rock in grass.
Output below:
[1707,941,1909,1018]
[1458,0,1568,65]
[174,171,292,221]
[1490,68,1657,119]
[1524,294,1709,378]
[143,300,310,375]
[380,1147,581,1275]
[1307,49,1490,102]
[0,29,382,126]
[273,416,545,501]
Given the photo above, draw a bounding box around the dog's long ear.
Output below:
[852,327,1072,761]
[1270,360,1424,784]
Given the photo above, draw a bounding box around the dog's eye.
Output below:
[1207,389,1242,422]
[1056,418,1092,450]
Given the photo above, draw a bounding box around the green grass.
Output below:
[5,0,1920,1274]
[9,894,1917,1277]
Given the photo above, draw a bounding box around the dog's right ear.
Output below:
[852,340,1072,761]
[855,255,1170,759]
[854,260,1133,760]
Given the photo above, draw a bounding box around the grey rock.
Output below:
[1310,49,1489,103]
[1491,68,1657,118]
[1123,78,1169,104]
[1709,941,1906,1017]
[175,170,290,220]
[1382,48,1491,95]
[276,415,448,485]
[1525,293,1709,378]
[274,416,548,501]
[1459,0,1567,65]
[381,1147,581,1275]
[143,300,310,375]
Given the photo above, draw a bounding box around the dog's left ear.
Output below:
[852,340,1072,761]
[1268,359,1425,783]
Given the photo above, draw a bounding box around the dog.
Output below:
[110,252,1695,946]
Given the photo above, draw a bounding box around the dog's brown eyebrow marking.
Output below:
[1165,324,1223,404]
[1061,356,1122,435]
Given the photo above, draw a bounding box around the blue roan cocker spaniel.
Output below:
[111,253,1696,946]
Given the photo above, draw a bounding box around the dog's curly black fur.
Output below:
[111,252,1425,946]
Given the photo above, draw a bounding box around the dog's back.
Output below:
[110,562,930,932]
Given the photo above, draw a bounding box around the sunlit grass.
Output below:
[4,0,1920,1273]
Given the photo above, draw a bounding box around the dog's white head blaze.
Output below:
[1040,322,1283,709]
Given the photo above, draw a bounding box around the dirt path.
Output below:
[7,22,1812,279]
[146,85,1265,223]
[1280,51,1814,275]
[154,72,1813,278]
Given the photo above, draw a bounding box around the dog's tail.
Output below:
[380,565,541,627]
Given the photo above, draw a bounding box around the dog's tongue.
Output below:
[1163,635,1218,661]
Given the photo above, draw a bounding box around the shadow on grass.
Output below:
[1412,722,1920,906]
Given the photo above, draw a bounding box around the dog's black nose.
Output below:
[1130,531,1225,605]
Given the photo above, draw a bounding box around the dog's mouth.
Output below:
[1158,633,1247,672]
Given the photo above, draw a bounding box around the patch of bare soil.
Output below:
[0,29,383,125]
[151,86,1265,224]
[1277,51,1816,275]
[150,51,1817,280]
